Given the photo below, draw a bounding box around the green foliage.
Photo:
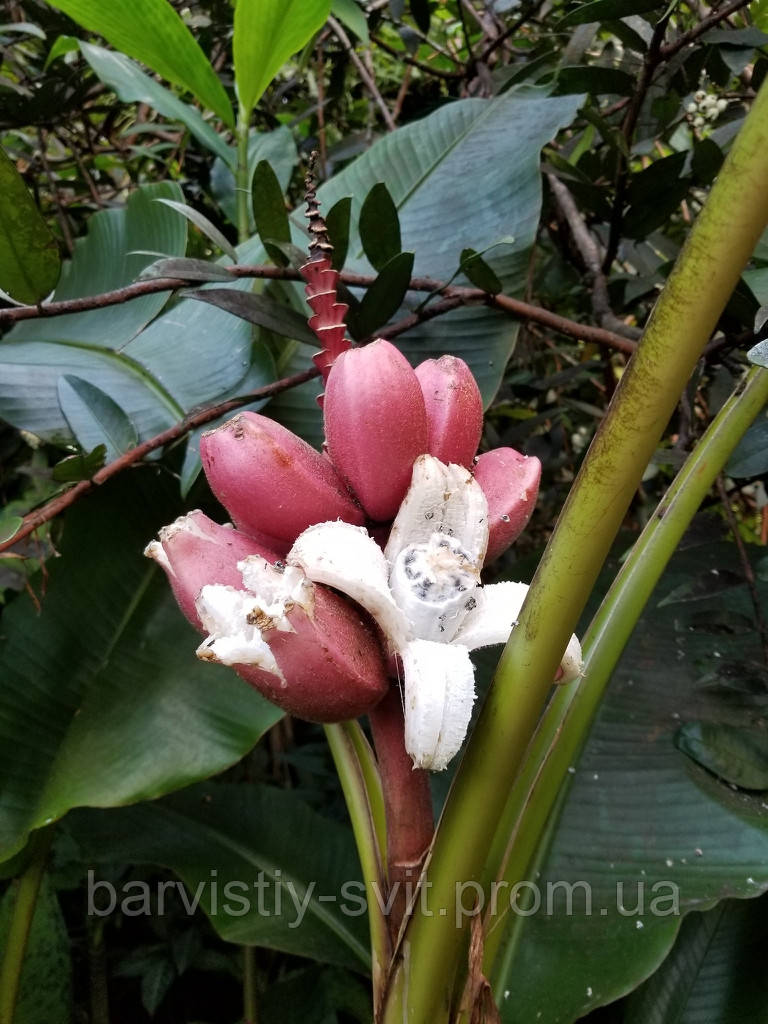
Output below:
[233,0,331,116]
[0,147,60,304]
[45,0,233,125]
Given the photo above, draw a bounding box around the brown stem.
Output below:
[328,15,397,131]
[0,367,320,555]
[0,265,637,353]
[368,686,434,943]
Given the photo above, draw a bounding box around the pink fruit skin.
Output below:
[200,412,365,541]
[473,448,542,563]
[324,339,428,522]
[415,355,483,468]
[146,511,279,630]
[232,589,389,721]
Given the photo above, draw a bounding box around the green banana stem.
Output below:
[324,722,391,1007]
[0,827,53,1024]
[380,77,768,1023]
[485,363,768,994]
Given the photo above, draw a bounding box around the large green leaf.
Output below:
[210,126,298,229]
[68,782,370,970]
[492,533,768,1023]
[79,43,233,166]
[0,473,282,863]
[0,146,61,304]
[277,89,582,440]
[45,0,233,126]
[625,897,768,1023]
[0,183,275,448]
[233,0,331,116]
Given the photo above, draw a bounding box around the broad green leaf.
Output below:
[0,21,46,39]
[0,876,71,1024]
[326,196,352,271]
[0,184,272,453]
[44,34,79,68]
[0,146,61,304]
[155,197,238,262]
[0,473,282,861]
[460,248,503,294]
[359,182,401,271]
[555,65,635,95]
[186,288,319,345]
[0,515,23,544]
[45,0,233,126]
[140,257,235,283]
[51,445,106,482]
[57,375,138,463]
[281,90,582,423]
[69,782,370,970]
[233,0,331,116]
[331,0,369,43]
[356,252,415,338]
[252,160,291,264]
[625,898,768,1024]
[492,535,768,1022]
[141,959,176,1016]
[210,127,298,229]
[80,43,233,165]
[675,722,768,790]
[559,0,664,26]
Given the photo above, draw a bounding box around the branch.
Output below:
[370,34,464,80]
[0,263,636,352]
[660,0,751,62]
[0,368,320,556]
[546,172,642,340]
[328,15,397,131]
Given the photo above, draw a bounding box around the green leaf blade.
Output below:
[359,182,402,272]
[357,251,414,338]
[234,0,331,116]
[45,0,233,125]
[0,147,61,305]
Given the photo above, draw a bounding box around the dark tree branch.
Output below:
[0,368,320,556]
[0,263,636,352]
[547,172,642,340]
[371,34,464,80]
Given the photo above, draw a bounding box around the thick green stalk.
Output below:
[235,103,251,245]
[485,364,768,994]
[243,945,258,1023]
[324,722,391,1005]
[381,80,768,1023]
[0,827,53,1024]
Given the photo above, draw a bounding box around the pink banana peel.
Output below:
[415,355,484,468]
[144,511,279,630]
[324,338,429,522]
[200,411,364,542]
[473,447,542,563]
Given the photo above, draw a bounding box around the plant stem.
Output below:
[324,722,391,1010]
[235,103,251,245]
[0,827,53,1024]
[381,78,768,1023]
[242,945,258,1023]
[484,363,768,995]
[368,688,435,944]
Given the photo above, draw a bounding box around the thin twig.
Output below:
[370,34,464,81]
[0,368,320,556]
[0,263,637,352]
[328,15,397,131]
[716,474,768,665]
[478,0,540,64]
[660,0,751,62]
[547,172,641,340]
